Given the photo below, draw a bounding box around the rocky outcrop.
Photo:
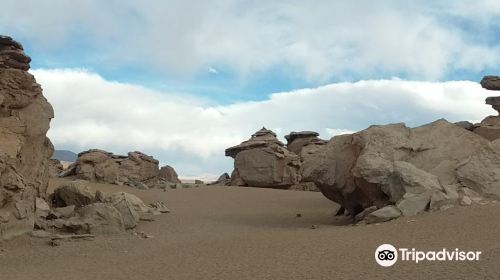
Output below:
[302,119,500,218]
[38,183,169,235]
[0,36,31,70]
[62,149,160,188]
[158,165,181,183]
[225,128,301,188]
[0,35,54,239]
[285,131,326,155]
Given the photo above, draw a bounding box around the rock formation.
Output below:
[480,76,500,91]
[158,165,181,183]
[62,149,160,188]
[285,131,326,154]
[467,76,500,140]
[38,181,169,235]
[225,128,301,188]
[0,35,54,239]
[302,119,500,220]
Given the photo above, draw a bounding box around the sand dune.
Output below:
[0,178,499,280]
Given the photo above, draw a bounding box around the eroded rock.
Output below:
[0,35,54,239]
[226,127,301,188]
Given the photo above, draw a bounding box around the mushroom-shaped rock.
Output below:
[480,76,500,91]
[225,127,300,188]
[284,131,326,155]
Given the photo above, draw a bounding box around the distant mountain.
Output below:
[52,149,78,162]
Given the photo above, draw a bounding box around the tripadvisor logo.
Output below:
[375,244,482,267]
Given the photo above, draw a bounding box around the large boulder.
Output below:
[64,149,161,188]
[225,128,301,188]
[302,119,499,216]
[75,203,125,235]
[0,35,54,239]
[50,181,97,208]
[158,165,181,183]
[104,192,151,229]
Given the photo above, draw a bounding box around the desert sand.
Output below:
[0,178,498,280]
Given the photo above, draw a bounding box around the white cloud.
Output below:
[2,1,500,81]
[33,68,496,177]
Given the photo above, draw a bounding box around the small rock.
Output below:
[137,231,153,239]
[296,213,302,218]
[150,201,170,213]
[48,239,60,247]
[139,213,155,222]
[365,205,401,224]
[460,196,472,206]
[35,197,50,218]
[354,206,377,223]
[311,225,319,229]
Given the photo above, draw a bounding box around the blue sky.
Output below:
[2,1,500,178]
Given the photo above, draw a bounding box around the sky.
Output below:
[2,1,500,179]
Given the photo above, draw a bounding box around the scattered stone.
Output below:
[149,201,170,213]
[365,206,402,224]
[354,206,377,223]
[296,213,302,218]
[48,239,60,247]
[310,225,319,229]
[139,213,155,222]
[51,205,76,219]
[136,231,153,239]
[460,196,472,206]
[429,191,455,211]
[35,197,51,218]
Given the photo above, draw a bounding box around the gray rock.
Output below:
[51,181,96,208]
[396,191,432,216]
[75,203,125,235]
[365,206,401,224]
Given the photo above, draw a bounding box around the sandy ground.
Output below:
[1,178,500,280]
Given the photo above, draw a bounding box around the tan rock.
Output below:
[0,36,53,239]
[226,127,301,188]
[158,165,181,183]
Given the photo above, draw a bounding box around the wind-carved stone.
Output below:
[0,35,54,239]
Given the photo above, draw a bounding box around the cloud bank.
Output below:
[2,1,499,82]
[33,68,496,178]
